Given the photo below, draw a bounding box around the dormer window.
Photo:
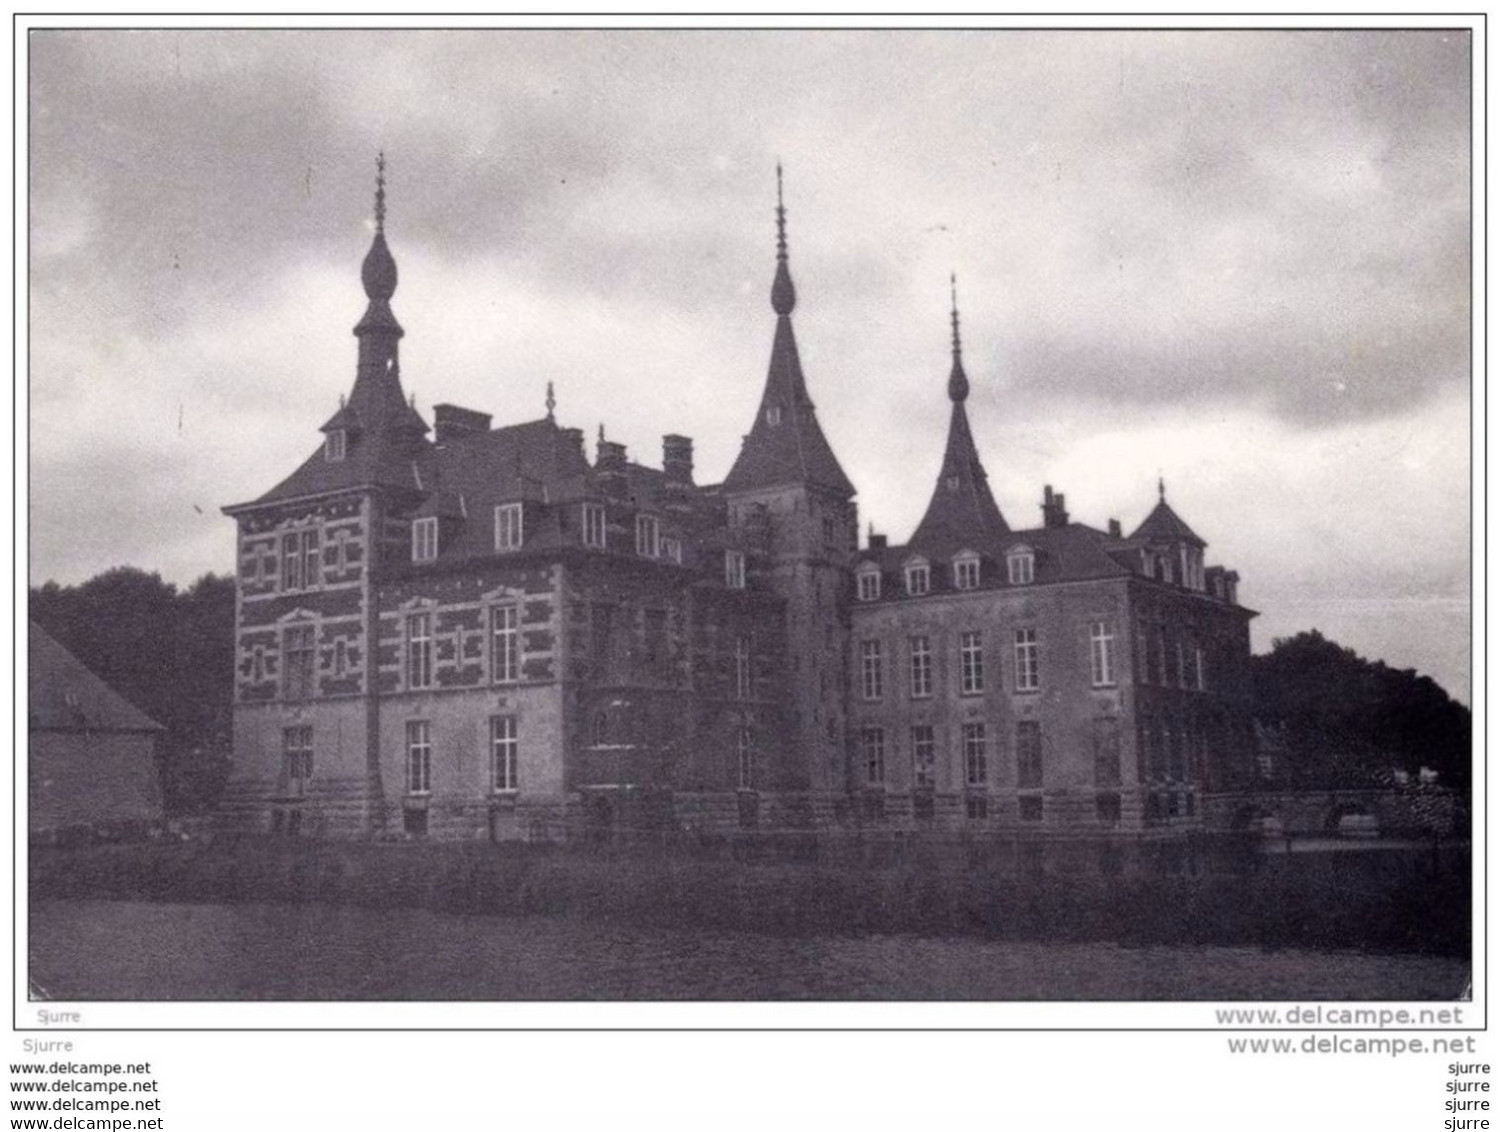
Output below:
[635,514,660,558]
[954,551,981,591]
[412,516,438,563]
[856,565,882,602]
[494,503,523,552]
[905,559,930,596]
[661,536,682,564]
[946,476,960,491]
[1006,548,1035,586]
[325,429,346,462]
[725,549,746,590]
[765,405,783,426]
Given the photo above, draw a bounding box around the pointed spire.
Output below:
[359,152,398,306]
[546,381,557,421]
[770,162,796,316]
[948,273,969,403]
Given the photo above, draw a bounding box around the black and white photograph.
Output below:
[24,22,1475,1014]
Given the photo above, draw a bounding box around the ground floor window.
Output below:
[490,716,518,792]
[281,725,313,796]
[406,720,431,795]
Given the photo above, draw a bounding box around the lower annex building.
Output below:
[220,161,1257,841]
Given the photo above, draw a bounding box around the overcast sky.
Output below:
[28,28,1472,701]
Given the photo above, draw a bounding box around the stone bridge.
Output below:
[1201,787,1465,838]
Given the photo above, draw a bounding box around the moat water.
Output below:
[29,899,1468,1001]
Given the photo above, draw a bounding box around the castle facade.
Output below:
[221,165,1256,840]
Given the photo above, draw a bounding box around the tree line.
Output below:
[29,569,1473,812]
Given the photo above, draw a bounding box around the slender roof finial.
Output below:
[545,381,556,421]
[375,151,387,234]
[598,423,606,445]
[947,273,970,404]
[770,162,797,316]
[1158,473,1166,501]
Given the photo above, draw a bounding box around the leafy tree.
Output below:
[31,568,234,813]
[1252,630,1471,791]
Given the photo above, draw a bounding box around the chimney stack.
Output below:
[432,403,492,446]
[1041,485,1070,529]
[596,439,628,498]
[1108,518,1122,539]
[869,533,888,550]
[662,435,694,484]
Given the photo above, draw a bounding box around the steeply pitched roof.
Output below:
[723,175,853,499]
[29,622,163,733]
[1130,496,1207,547]
[858,523,1131,592]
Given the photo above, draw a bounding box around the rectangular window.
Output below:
[1176,640,1188,688]
[737,727,755,790]
[1016,720,1043,789]
[661,536,682,564]
[963,722,988,787]
[491,605,519,684]
[582,503,607,549]
[1195,645,1206,691]
[909,635,932,698]
[282,725,313,796]
[1007,553,1034,585]
[283,533,303,591]
[959,631,984,694]
[1090,621,1116,687]
[407,612,433,689]
[965,795,989,821]
[282,623,315,700]
[635,514,660,558]
[324,429,346,462]
[490,716,518,792]
[857,570,881,601]
[302,529,320,589]
[412,516,438,563]
[1014,627,1039,691]
[860,639,883,700]
[734,636,751,700]
[725,550,746,590]
[494,503,524,551]
[954,556,980,590]
[1093,717,1122,787]
[912,724,936,788]
[1019,794,1044,822]
[862,727,885,786]
[905,564,930,596]
[405,720,431,795]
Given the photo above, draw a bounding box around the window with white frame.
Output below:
[737,727,755,790]
[406,612,433,689]
[861,727,886,786]
[1090,621,1116,687]
[324,429,346,462]
[765,405,782,426]
[490,715,518,792]
[959,630,984,695]
[856,566,881,602]
[905,560,930,596]
[282,725,313,796]
[953,552,980,590]
[301,529,321,590]
[283,532,303,591]
[725,550,746,590]
[282,623,316,700]
[1007,549,1035,585]
[1176,640,1188,688]
[909,635,932,698]
[963,722,988,787]
[1016,720,1043,789]
[734,636,751,700]
[635,514,660,558]
[494,503,524,552]
[405,720,431,794]
[1014,627,1040,691]
[911,725,936,788]
[582,503,607,549]
[491,605,519,685]
[412,516,438,563]
[660,536,682,564]
[860,639,883,701]
[1194,645,1206,691]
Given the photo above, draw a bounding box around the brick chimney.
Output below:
[432,404,492,446]
[662,435,694,484]
[596,439,628,499]
[1108,518,1122,539]
[1041,485,1069,529]
[869,533,888,549]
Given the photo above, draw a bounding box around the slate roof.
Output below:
[29,622,163,733]
[907,400,1009,558]
[856,523,1132,596]
[1129,497,1207,547]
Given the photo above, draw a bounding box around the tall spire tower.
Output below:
[909,275,1008,555]
[723,165,857,795]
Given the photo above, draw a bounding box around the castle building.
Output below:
[220,161,1256,841]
